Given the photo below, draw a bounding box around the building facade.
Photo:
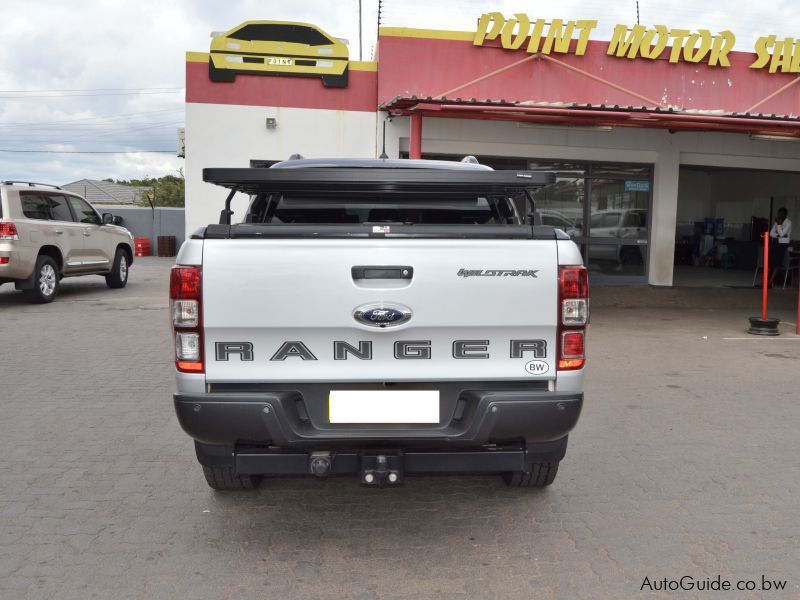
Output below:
[185,18,800,286]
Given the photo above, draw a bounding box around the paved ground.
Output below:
[1,258,798,599]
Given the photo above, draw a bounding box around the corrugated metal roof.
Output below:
[379,96,800,137]
[61,179,149,205]
[379,96,800,122]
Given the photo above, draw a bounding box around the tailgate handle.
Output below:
[351,265,413,280]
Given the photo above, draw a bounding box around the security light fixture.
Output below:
[517,123,613,132]
[749,133,800,142]
[266,117,277,130]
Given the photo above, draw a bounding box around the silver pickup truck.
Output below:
[171,158,587,490]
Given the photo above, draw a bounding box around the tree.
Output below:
[124,169,185,207]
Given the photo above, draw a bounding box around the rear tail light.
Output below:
[561,299,588,326]
[175,332,201,361]
[170,266,201,299]
[560,266,588,299]
[170,265,203,373]
[172,300,199,327]
[0,257,9,265]
[558,266,588,371]
[0,222,19,240]
[561,331,585,357]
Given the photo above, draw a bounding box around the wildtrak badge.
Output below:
[458,269,538,278]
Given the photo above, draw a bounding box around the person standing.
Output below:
[769,208,792,284]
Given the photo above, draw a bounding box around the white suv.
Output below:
[0,181,135,303]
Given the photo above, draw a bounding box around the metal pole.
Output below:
[409,114,422,159]
[797,276,800,335]
[748,231,780,335]
[358,0,363,61]
[762,231,769,320]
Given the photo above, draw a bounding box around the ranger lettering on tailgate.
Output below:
[214,340,548,361]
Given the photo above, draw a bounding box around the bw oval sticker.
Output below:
[525,360,549,375]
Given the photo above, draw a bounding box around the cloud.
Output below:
[1,0,798,183]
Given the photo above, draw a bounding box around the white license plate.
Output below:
[328,390,440,424]
[267,57,293,66]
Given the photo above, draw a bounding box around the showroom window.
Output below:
[410,154,653,282]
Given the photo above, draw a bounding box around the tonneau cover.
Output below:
[202,167,555,195]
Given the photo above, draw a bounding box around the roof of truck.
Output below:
[270,158,493,170]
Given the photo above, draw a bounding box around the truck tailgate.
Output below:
[202,238,558,383]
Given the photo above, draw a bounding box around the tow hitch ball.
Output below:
[361,454,402,487]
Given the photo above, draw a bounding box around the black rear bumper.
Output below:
[173,383,582,449]
[197,438,569,479]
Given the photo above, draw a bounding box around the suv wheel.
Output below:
[24,256,59,303]
[202,465,261,491]
[502,461,559,488]
[105,249,129,289]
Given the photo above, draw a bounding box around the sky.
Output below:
[1,0,799,185]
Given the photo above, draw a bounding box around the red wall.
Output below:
[377,35,800,115]
[186,60,377,112]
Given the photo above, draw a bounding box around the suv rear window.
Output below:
[20,193,75,222]
[250,193,523,225]
[20,194,52,220]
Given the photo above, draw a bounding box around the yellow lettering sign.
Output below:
[500,13,530,50]
[526,19,547,53]
[751,35,774,69]
[750,35,800,72]
[574,20,598,55]
[640,25,669,59]
[709,30,735,66]
[473,13,791,74]
[474,13,597,56]
[474,12,504,46]
[608,24,646,58]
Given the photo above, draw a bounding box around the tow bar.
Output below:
[360,454,403,487]
[306,451,404,486]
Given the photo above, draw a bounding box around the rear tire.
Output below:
[24,255,59,304]
[105,249,129,289]
[502,461,559,488]
[202,465,261,491]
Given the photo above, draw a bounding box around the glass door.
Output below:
[586,178,649,279]
[531,174,587,255]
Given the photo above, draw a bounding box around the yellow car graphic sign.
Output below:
[209,20,349,88]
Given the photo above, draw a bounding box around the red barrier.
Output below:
[134,237,151,257]
[748,232,780,335]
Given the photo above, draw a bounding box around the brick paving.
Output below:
[1,258,798,599]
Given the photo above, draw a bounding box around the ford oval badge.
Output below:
[353,303,412,328]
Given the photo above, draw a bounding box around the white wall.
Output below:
[710,170,800,226]
[383,115,800,285]
[184,103,376,233]
[677,169,713,222]
[678,167,800,240]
